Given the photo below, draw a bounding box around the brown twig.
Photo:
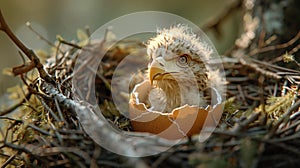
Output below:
[239,57,282,80]
[26,21,57,49]
[58,38,82,49]
[271,43,300,64]
[232,111,260,133]
[0,10,55,85]
[249,31,300,56]
[0,152,18,168]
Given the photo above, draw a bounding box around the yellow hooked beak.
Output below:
[149,66,165,85]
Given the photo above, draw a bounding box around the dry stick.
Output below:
[37,96,60,122]
[251,56,300,74]
[27,124,54,136]
[26,22,57,49]
[0,116,22,122]
[239,57,282,80]
[237,84,248,105]
[54,97,69,128]
[0,152,18,168]
[249,31,300,56]
[273,43,300,66]
[258,75,266,114]
[42,82,151,167]
[258,24,266,48]
[275,120,300,137]
[0,10,55,85]
[232,111,260,133]
[58,38,82,49]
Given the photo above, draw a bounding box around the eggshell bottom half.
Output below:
[129,81,222,140]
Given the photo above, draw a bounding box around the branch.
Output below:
[249,31,300,56]
[41,82,169,166]
[0,10,55,85]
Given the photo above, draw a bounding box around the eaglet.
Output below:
[146,25,218,113]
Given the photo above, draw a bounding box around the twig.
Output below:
[0,116,22,122]
[275,120,300,137]
[258,75,266,114]
[251,58,300,74]
[37,96,60,122]
[28,124,54,136]
[0,152,18,168]
[249,31,300,56]
[0,10,55,85]
[271,43,300,64]
[54,97,69,128]
[49,122,63,145]
[58,38,82,49]
[41,82,155,164]
[232,111,260,133]
[237,84,248,105]
[239,57,282,80]
[26,21,57,49]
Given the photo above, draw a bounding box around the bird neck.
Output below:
[155,79,202,112]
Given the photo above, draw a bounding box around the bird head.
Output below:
[147,25,212,90]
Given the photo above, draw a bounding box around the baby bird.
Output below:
[147,25,216,112]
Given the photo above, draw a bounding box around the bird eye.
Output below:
[177,54,189,66]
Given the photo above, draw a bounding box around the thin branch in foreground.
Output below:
[26,22,57,49]
[0,152,18,168]
[0,10,55,85]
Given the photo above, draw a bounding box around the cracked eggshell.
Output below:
[129,81,223,140]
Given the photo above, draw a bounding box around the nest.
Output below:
[1,1,300,167]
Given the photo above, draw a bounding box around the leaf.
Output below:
[2,67,13,76]
[77,29,89,46]
[105,30,116,42]
[56,35,64,41]
[77,29,89,42]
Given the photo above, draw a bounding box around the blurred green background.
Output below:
[0,0,241,96]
